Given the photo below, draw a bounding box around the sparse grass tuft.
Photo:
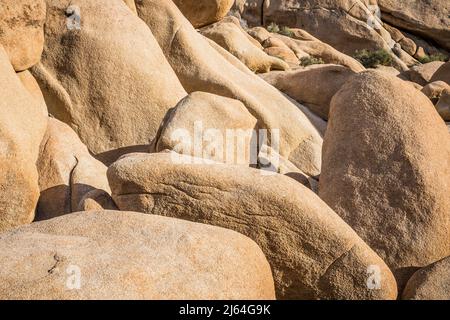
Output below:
[267,22,280,34]
[279,26,294,37]
[353,49,393,68]
[266,23,294,37]
[300,56,325,67]
[417,53,449,64]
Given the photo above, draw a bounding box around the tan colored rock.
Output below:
[383,23,417,56]
[108,152,398,300]
[264,46,300,66]
[238,1,395,57]
[402,256,450,300]
[173,0,234,28]
[17,70,47,107]
[421,81,450,121]
[36,118,115,221]
[414,46,428,60]
[136,0,323,176]
[430,61,450,85]
[262,37,300,66]
[260,65,356,120]
[422,81,450,99]
[257,144,313,188]
[31,0,187,156]
[200,16,289,73]
[247,26,272,43]
[0,210,275,300]
[319,71,450,289]
[392,43,419,67]
[400,61,445,86]
[0,46,48,233]
[421,81,450,102]
[155,92,257,165]
[374,65,401,77]
[378,0,450,51]
[281,93,328,137]
[204,37,255,75]
[248,27,365,72]
[274,31,366,73]
[436,90,450,121]
[122,0,137,14]
[399,38,418,58]
[0,0,46,71]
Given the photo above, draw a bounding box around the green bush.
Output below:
[266,23,294,37]
[300,56,325,67]
[417,53,449,64]
[279,26,294,37]
[353,49,393,68]
[266,22,280,34]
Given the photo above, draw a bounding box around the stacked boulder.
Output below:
[0,0,449,300]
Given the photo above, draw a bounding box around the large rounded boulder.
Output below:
[107,152,398,300]
[0,46,48,233]
[0,210,275,300]
[32,0,187,158]
[319,71,450,288]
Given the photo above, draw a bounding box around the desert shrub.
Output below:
[267,22,280,34]
[266,23,294,37]
[279,26,294,37]
[418,53,449,64]
[353,49,393,68]
[300,56,325,67]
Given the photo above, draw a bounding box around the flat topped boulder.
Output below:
[0,210,275,300]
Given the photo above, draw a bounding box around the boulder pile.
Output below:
[0,0,448,300]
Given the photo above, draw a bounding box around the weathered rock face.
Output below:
[36,118,116,221]
[204,36,256,75]
[155,92,257,165]
[377,0,450,52]
[237,0,395,57]
[430,61,450,85]
[399,61,445,86]
[260,65,357,120]
[32,0,187,156]
[248,27,365,73]
[435,90,450,121]
[383,23,417,56]
[17,70,47,106]
[0,0,46,71]
[200,16,289,73]
[402,256,450,300]
[0,46,48,233]
[108,152,398,300]
[136,0,323,176]
[319,71,450,288]
[173,0,234,28]
[0,210,275,300]
[262,37,300,66]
